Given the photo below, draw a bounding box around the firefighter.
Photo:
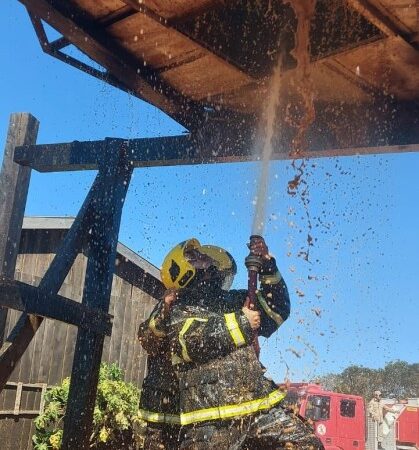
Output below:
[368,390,395,450]
[161,237,324,450]
[137,289,182,449]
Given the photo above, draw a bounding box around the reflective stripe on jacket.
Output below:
[138,388,286,426]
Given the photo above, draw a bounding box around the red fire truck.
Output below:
[283,383,419,450]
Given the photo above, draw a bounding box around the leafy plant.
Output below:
[33,363,144,449]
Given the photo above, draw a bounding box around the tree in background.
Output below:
[319,360,419,400]
[33,363,142,450]
[380,361,419,399]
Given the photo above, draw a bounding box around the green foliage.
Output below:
[33,363,143,449]
[319,360,419,400]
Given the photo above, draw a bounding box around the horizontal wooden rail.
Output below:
[0,277,112,336]
[14,136,419,173]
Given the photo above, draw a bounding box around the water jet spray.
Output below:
[246,50,283,358]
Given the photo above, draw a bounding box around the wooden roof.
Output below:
[18,0,419,153]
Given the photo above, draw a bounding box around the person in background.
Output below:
[368,390,394,450]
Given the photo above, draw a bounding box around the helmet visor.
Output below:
[199,246,237,275]
[184,248,218,270]
[221,273,235,291]
[199,245,237,290]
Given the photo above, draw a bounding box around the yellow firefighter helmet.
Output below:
[161,238,237,290]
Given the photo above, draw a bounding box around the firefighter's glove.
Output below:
[163,288,177,308]
[249,236,270,261]
[242,306,261,330]
[161,289,178,319]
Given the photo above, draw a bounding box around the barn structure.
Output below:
[0,216,162,450]
[1,0,419,449]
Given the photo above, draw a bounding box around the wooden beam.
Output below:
[28,10,146,97]
[28,13,138,99]
[0,113,39,346]
[28,11,145,101]
[14,136,198,171]
[169,1,225,24]
[0,277,112,336]
[287,143,419,159]
[20,0,205,129]
[346,0,418,49]
[4,381,47,388]
[61,141,133,450]
[14,135,419,173]
[97,5,136,27]
[48,36,69,51]
[13,382,22,415]
[121,0,254,78]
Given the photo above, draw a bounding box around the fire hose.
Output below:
[244,235,263,358]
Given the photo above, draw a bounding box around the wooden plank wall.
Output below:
[0,228,158,449]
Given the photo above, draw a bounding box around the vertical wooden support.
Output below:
[61,141,132,450]
[39,383,47,413]
[0,113,39,345]
[13,382,23,415]
[0,170,109,390]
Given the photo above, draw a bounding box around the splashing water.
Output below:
[286,0,316,157]
[251,55,283,236]
[285,0,317,261]
[252,0,317,237]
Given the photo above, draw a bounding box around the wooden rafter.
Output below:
[165,0,224,23]
[121,0,256,79]
[28,13,137,98]
[19,0,206,129]
[346,0,418,49]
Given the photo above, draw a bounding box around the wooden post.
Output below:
[61,141,132,450]
[0,113,39,345]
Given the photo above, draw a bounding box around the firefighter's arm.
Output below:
[247,236,290,337]
[368,400,375,417]
[383,403,396,413]
[137,322,165,356]
[256,257,290,338]
[367,400,375,417]
[171,310,254,364]
[137,293,175,355]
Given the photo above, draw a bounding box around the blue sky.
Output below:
[1,1,418,382]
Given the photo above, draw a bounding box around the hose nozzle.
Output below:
[245,235,263,273]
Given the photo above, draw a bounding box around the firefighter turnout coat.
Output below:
[168,257,290,426]
[138,301,181,425]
